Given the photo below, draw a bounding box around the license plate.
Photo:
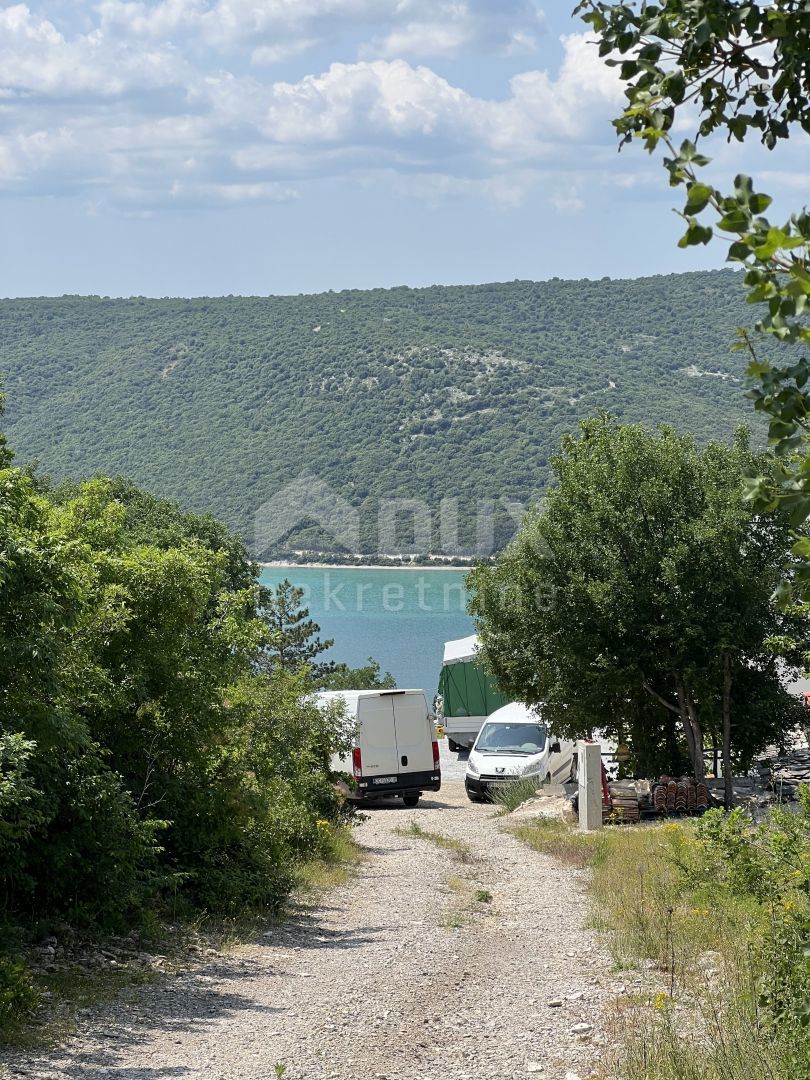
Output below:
[372,776,396,785]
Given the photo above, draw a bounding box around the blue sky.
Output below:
[0,1,806,297]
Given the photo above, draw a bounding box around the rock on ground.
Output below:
[3,782,612,1080]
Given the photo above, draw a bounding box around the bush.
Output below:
[692,794,810,1061]
[0,451,356,1018]
[0,958,38,1033]
[24,751,165,931]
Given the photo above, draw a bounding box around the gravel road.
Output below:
[5,764,615,1080]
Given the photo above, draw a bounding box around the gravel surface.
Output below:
[4,770,615,1080]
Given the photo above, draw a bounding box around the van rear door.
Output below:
[392,692,433,772]
[357,695,399,778]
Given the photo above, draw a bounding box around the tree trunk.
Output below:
[722,654,733,810]
[685,695,706,782]
[641,675,705,779]
[675,680,697,777]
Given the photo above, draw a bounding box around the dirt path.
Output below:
[5,783,615,1080]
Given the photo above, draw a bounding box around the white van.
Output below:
[318,689,441,808]
[464,701,574,801]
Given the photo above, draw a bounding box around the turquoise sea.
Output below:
[258,565,474,698]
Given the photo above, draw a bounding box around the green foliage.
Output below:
[25,750,163,930]
[0,425,355,954]
[0,734,42,854]
[692,795,810,1063]
[515,810,809,1078]
[257,579,333,673]
[316,656,396,690]
[0,274,781,556]
[469,413,807,779]
[0,958,38,1032]
[576,0,810,593]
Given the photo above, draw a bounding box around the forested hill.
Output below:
[0,270,765,555]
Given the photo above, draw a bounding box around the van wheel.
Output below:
[402,794,420,808]
[447,738,459,753]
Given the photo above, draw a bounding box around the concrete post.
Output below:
[578,741,603,832]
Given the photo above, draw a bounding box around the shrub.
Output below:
[21,749,164,931]
[0,958,38,1033]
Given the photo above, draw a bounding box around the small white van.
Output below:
[464,701,574,801]
[318,689,441,808]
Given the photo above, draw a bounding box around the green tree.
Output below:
[576,0,810,589]
[469,414,806,795]
[0,457,355,931]
[257,579,334,672]
[0,467,161,927]
[316,657,397,690]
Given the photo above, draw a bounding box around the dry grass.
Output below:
[512,816,806,1080]
[603,988,801,1080]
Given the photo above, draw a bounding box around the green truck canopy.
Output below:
[438,634,510,718]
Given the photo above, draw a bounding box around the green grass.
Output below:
[293,826,364,893]
[438,912,466,929]
[397,821,473,862]
[511,815,809,1080]
[512,816,603,868]
[490,777,543,814]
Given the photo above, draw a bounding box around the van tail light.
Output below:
[352,747,362,779]
[432,740,440,771]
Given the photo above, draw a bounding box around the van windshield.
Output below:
[475,722,547,755]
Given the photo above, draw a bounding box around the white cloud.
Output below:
[260,60,471,144]
[364,22,470,60]
[170,178,299,203]
[0,3,182,96]
[96,0,546,62]
[411,170,545,208]
[362,3,545,60]
[550,188,584,213]
[252,37,623,157]
[0,4,663,214]
[251,38,320,67]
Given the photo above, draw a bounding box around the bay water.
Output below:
[258,565,473,698]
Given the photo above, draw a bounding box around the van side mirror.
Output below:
[550,741,561,754]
